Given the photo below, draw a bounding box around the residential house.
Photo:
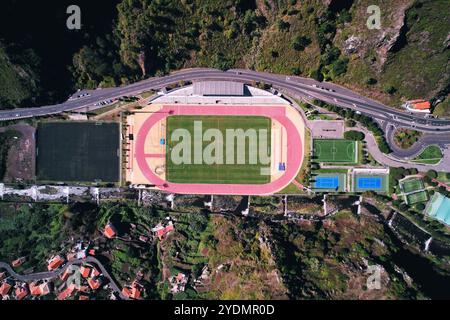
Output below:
[57,284,76,300]
[80,266,91,278]
[11,257,26,268]
[169,272,188,294]
[0,281,13,297]
[47,255,65,271]
[87,277,102,290]
[104,223,117,239]
[152,221,174,240]
[15,285,28,300]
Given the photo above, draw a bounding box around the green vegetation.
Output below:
[344,130,365,141]
[412,145,443,165]
[313,139,357,164]
[166,116,271,184]
[0,202,86,270]
[433,96,450,118]
[393,128,421,150]
[0,46,40,108]
[1,1,447,118]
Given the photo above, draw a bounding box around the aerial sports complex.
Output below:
[124,81,305,195]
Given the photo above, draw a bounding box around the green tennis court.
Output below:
[406,191,428,205]
[401,178,424,194]
[313,139,357,164]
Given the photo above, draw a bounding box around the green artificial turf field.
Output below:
[313,139,357,164]
[36,122,120,182]
[166,116,272,184]
[401,178,424,194]
[406,191,429,205]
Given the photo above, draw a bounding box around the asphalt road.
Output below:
[1,67,449,151]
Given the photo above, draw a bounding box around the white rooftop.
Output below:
[151,82,289,105]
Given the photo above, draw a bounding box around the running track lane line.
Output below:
[135,105,303,195]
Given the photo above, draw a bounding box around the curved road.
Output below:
[385,123,450,158]
[0,256,128,299]
[1,67,449,157]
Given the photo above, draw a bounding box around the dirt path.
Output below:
[0,124,35,182]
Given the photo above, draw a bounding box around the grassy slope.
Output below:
[379,0,450,101]
[250,0,449,110]
[412,145,443,164]
[0,47,33,108]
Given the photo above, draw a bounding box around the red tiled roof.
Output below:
[104,223,117,239]
[47,255,64,271]
[15,286,28,300]
[91,267,101,278]
[57,284,76,300]
[80,266,91,278]
[29,283,42,296]
[60,268,71,281]
[130,287,141,300]
[87,278,101,290]
[156,222,174,239]
[412,101,431,110]
[11,257,25,267]
[0,282,12,296]
[122,287,132,298]
[176,273,185,282]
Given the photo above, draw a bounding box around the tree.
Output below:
[344,130,365,141]
[330,58,349,77]
[415,203,425,211]
[345,119,356,127]
[310,69,323,82]
[366,78,377,85]
[384,86,397,95]
[426,170,438,179]
[291,36,312,51]
[277,20,290,31]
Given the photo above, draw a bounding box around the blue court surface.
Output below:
[315,176,339,189]
[357,177,382,190]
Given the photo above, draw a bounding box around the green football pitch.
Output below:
[313,139,357,163]
[166,116,271,184]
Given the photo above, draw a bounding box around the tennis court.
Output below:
[357,177,382,190]
[313,139,357,164]
[352,173,389,193]
[312,173,347,192]
[316,176,339,189]
[400,178,424,194]
[406,191,428,205]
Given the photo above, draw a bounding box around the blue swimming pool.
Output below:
[357,177,382,190]
[315,176,339,189]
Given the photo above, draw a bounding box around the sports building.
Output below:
[124,81,305,195]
